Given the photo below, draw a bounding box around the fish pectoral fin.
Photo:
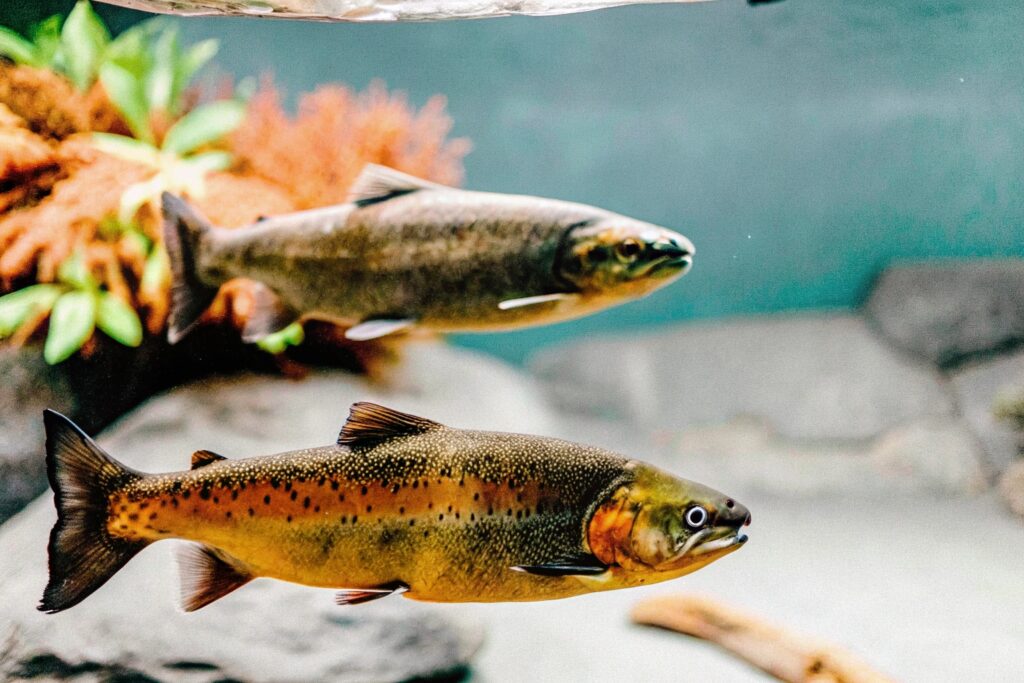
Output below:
[190,450,228,469]
[498,293,577,311]
[344,318,415,342]
[347,164,448,207]
[240,282,298,343]
[176,544,253,612]
[335,581,408,606]
[511,553,608,577]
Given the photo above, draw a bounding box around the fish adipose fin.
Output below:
[240,282,299,343]
[344,318,415,341]
[38,410,146,614]
[511,553,608,577]
[347,164,447,208]
[190,450,227,469]
[177,543,253,612]
[162,193,220,345]
[335,581,408,606]
[338,402,443,448]
[498,293,578,311]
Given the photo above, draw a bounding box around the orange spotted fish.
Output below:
[39,403,749,613]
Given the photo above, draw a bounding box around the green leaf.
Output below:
[0,284,62,338]
[256,322,305,355]
[44,290,96,364]
[162,99,245,155]
[31,15,63,68]
[96,291,142,347]
[0,27,42,67]
[61,0,111,90]
[91,132,160,164]
[98,63,153,143]
[57,250,96,290]
[145,25,179,115]
[173,39,218,113]
[140,247,169,293]
[183,150,232,173]
[104,20,154,78]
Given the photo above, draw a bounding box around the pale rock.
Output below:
[948,350,1024,475]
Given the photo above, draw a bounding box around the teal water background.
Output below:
[6,1,1023,362]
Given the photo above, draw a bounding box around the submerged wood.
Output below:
[631,594,895,683]
[98,0,714,22]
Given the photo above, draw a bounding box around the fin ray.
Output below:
[344,318,414,341]
[39,410,146,613]
[338,402,443,448]
[347,164,447,207]
[162,193,220,344]
[511,553,607,577]
[335,581,407,606]
[498,293,576,310]
[190,450,227,470]
[240,281,298,342]
[177,544,253,612]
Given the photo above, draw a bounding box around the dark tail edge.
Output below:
[39,409,146,614]
[161,192,220,345]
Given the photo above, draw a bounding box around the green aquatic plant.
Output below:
[0,248,143,364]
[0,2,107,90]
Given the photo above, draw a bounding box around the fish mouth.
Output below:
[644,239,694,278]
[666,524,748,567]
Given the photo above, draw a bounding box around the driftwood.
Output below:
[631,594,895,683]
[97,0,714,22]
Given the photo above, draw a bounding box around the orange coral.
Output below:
[231,80,470,210]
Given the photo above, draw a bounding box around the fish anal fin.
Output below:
[335,581,407,606]
[240,282,298,343]
[511,553,608,577]
[347,164,447,207]
[338,402,443,448]
[344,318,414,341]
[498,293,577,311]
[190,450,227,470]
[176,544,253,612]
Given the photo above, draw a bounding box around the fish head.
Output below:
[559,220,694,296]
[588,463,749,578]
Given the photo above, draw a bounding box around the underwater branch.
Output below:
[631,594,894,683]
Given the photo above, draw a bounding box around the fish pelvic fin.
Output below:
[347,164,447,208]
[239,282,298,343]
[344,318,415,342]
[335,581,408,606]
[176,544,253,612]
[38,410,146,614]
[338,402,444,448]
[162,192,220,345]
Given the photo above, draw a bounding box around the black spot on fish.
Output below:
[284,482,292,492]
[439,514,444,521]
[423,481,429,489]
[412,480,419,489]
[525,509,531,518]
[459,480,465,487]
[264,495,271,505]
[361,486,368,495]
[455,512,461,519]
[314,505,320,513]
[352,515,358,524]
[287,515,292,523]
[160,500,167,508]
[212,496,219,504]
[291,490,298,501]
[473,493,480,501]
[339,494,345,502]
[331,481,340,491]
[248,508,254,517]
[517,493,523,503]
[128,513,138,521]
[516,510,522,519]
[199,488,211,501]
[380,529,396,545]
[271,479,280,489]
[182,490,191,500]
[171,482,182,493]
[507,509,513,516]
[488,507,494,516]
[231,490,239,501]
[423,530,429,538]
[391,484,400,494]
[341,515,347,524]
[399,507,405,515]
[149,512,157,520]
[226,511,232,519]
[447,505,453,513]
[318,478,325,486]
[303,495,310,508]
[171,498,179,508]
[428,502,433,509]
[409,519,415,526]
[470,513,476,521]
[139,502,149,510]
[119,524,128,530]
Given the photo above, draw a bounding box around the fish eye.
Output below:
[684,505,709,529]
[615,238,642,262]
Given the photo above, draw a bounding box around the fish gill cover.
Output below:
[0,0,469,370]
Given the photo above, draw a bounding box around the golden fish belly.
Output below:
[106,459,617,602]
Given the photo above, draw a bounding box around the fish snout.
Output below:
[716,498,751,529]
[649,233,695,274]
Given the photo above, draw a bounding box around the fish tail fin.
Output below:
[161,192,220,344]
[39,409,147,614]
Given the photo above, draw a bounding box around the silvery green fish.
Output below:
[161,165,694,344]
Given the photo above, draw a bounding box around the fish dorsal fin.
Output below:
[176,543,253,612]
[190,450,227,470]
[338,402,443,448]
[347,164,447,208]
